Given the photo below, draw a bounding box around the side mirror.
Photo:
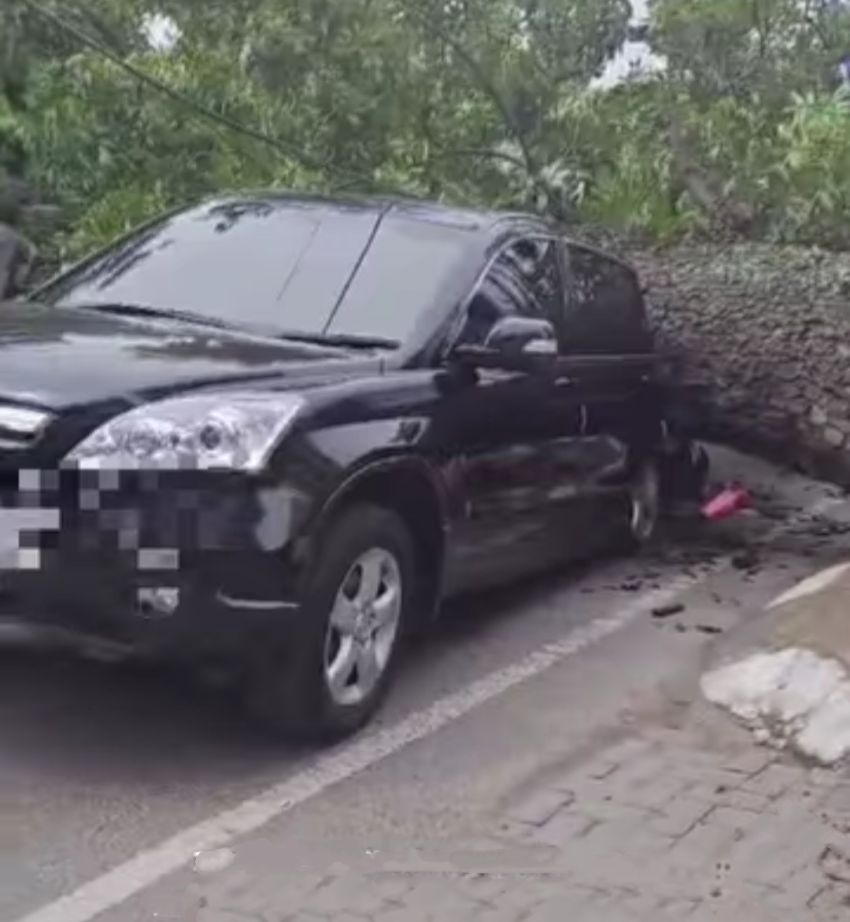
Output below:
[454,316,557,373]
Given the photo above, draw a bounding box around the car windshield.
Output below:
[39,199,470,346]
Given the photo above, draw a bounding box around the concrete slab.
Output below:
[703,563,850,765]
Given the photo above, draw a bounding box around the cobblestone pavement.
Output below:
[178,717,850,922]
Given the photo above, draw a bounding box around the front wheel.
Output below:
[246,504,415,741]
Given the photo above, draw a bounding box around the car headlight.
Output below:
[64,392,304,472]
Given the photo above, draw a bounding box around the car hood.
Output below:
[0,300,374,410]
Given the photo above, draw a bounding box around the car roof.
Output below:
[201,189,555,237]
[201,190,637,273]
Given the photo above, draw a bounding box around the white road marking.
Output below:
[13,577,700,922]
[11,493,846,922]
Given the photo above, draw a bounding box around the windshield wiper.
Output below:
[67,303,399,350]
[67,301,241,333]
[277,331,400,351]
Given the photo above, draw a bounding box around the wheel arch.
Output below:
[314,457,449,628]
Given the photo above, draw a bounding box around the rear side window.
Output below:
[563,245,652,354]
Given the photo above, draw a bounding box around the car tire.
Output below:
[625,459,662,549]
[245,504,415,742]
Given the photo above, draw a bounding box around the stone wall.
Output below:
[627,242,850,486]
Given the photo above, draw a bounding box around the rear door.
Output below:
[559,244,663,501]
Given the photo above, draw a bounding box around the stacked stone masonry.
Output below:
[625,242,850,486]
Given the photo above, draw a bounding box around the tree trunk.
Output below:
[0,222,35,299]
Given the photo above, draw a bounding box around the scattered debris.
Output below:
[652,603,685,619]
[819,845,850,885]
[731,549,760,571]
[805,519,850,538]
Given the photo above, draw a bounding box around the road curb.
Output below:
[706,559,850,670]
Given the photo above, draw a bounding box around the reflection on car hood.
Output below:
[0,300,370,410]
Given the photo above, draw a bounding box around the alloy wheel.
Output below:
[323,547,403,706]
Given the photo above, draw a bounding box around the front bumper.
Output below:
[0,468,313,664]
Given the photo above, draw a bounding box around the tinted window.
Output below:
[456,237,560,347]
[327,215,470,343]
[563,245,651,354]
[42,201,471,345]
[45,200,376,334]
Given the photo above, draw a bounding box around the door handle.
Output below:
[555,376,573,388]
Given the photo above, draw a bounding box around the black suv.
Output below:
[0,193,707,738]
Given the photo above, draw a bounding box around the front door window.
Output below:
[455,237,561,348]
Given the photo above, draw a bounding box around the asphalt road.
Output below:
[1,447,849,922]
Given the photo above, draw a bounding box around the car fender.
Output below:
[306,449,451,623]
[316,452,449,531]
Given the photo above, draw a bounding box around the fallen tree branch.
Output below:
[402,2,540,181]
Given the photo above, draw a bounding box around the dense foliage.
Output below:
[3,0,850,264]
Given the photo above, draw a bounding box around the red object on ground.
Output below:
[702,485,753,521]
